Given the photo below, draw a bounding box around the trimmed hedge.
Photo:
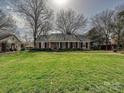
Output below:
[29,48,86,52]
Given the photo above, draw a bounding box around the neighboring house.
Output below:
[0,31,21,52]
[87,28,117,50]
[36,34,91,50]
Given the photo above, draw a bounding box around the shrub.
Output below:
[29,48,85,52]
[29,48,52,52]
[21,48,26,51]
[113,49,117,53]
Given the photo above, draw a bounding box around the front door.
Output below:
[11,43,15,51]
[51,42,59,50]
[1,43,6,52]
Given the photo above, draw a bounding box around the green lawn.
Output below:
[0,52,124,93]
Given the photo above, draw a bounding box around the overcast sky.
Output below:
[0,0,124,17]
[0,0,124,33]
[48,0,124,18]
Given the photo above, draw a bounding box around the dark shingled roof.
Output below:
[37,34,89,42]
[0,30,13,40]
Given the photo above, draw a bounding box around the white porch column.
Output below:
[68,42,70,48]
[42,42,45,48]
[63,42,65,49]
[72,42,74,48]
[49,42,51,48]
[88,42,90,49]
[78,42,80,49]
[41,42,43,48]
[59,42,60,49]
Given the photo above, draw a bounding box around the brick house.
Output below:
[36,34,91,50]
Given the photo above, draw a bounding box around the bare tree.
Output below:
[111,11,124,50]
[0,9,15,31]
[92,10,114,50]
[16,0,53,47]
[56,9,86,39]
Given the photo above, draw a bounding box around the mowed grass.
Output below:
[0,52,124,93]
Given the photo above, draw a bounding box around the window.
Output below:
[12,37,14,40]
[70,42,73,48]
[60,42,62,49]
[39,43,41,48]
[86,42,88,48]
[76,42,78,48]
[66,42,68,48]
[80,42,83,48]
[45,43,47,48]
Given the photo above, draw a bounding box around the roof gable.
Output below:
[0,30,21,43]
[0,30,13,40]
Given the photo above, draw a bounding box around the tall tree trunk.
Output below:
[34,37,37,48]
[105,35,108,51]
[34,17,38,48]
[117,32,121,50]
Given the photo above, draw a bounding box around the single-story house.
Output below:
[36,34,91,50]
[0,30,21,52]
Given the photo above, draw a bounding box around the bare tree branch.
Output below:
[16,0,53,47]
[56,9,86,40]
[111,10,124,50]
[92,9,114,50]
[0,9,16,32]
